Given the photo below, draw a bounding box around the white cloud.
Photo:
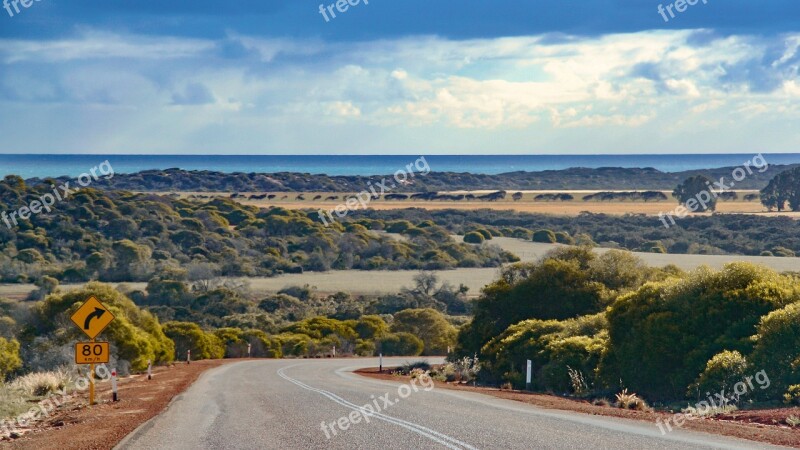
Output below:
[1,29,799,153]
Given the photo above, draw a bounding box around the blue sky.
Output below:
[1,0,799,154]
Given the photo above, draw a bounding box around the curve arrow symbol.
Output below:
[84,307,106,329]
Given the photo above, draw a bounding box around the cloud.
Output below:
[1,28,799,153]
[171,83,216,105]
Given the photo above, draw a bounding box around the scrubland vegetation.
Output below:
[352,208,800,256]
[454,246,800,407]
[0,175,514,286]
[0,271,469,383]
[29,165,794,192]
[4,164,800,419]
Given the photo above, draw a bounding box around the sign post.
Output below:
[111,369,118,402]
[71,297,115,406]
[525,360,532,391]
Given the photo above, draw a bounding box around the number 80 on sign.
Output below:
[75,342,110,364]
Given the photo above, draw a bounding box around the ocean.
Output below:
[2,154,799,179]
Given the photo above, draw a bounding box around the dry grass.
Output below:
[9,369,70,397]
[160,190,800,218]
[615,389,650,411]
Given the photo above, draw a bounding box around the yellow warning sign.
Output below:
[70,297,115,339]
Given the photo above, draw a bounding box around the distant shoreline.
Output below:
[18,164,800,192]
[4,153,800,179]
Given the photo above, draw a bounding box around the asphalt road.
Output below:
[116,358,788,450]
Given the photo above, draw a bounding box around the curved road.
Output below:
[117,358,788,450]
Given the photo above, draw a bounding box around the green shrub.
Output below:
[474,229,492,240]
[688,350,749,401]
[639,241,666,253]
[378,332,423,356]
[463,232,485,244]
[532,229,557,243]
[36,283,175,371]
[0,337,22,380]
[784,385,800,405]
[391,308,457,355]
[603,263,798,401]
[554,231,574,245]
[750,302,800,397]
[163,321,225,360]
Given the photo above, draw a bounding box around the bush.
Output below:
[391,309,457,355]
[9,369,69,396]
[463,232,485,244]
[378,332,423,356]
[614,389,649,411]
[163,322,225,361]
[398,360,432,375]
[554,231,574,245]
[0,337,22,380]
[784,385,800,406]
[532,229,557,243]
[603,263,797,401]
[35,283,175,371]
[688,351,749,402]
[750,302,800,397]
[474,229,492,240]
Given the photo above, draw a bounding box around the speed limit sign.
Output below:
[75,342,110,364]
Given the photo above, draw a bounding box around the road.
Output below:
[116,358,788,450]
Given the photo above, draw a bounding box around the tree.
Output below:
[760,167,800,211]
[187,262,220,292]
[673,175,716,212]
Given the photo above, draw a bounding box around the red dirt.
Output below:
[1,360,230,450]
[356,367,800,448]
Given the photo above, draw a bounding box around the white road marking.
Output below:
[277,365,479,450]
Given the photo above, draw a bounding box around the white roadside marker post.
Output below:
[379,353,383,373]
[147,360,152,380]
[187,349,191,365]
[247,343,251,358]
[111,369,118,402]
[332,346,336,358]
[526,360,532,391]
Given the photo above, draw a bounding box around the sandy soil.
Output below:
[1,238,797,301]
[356,368,800,448]
[1,360,229,450]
